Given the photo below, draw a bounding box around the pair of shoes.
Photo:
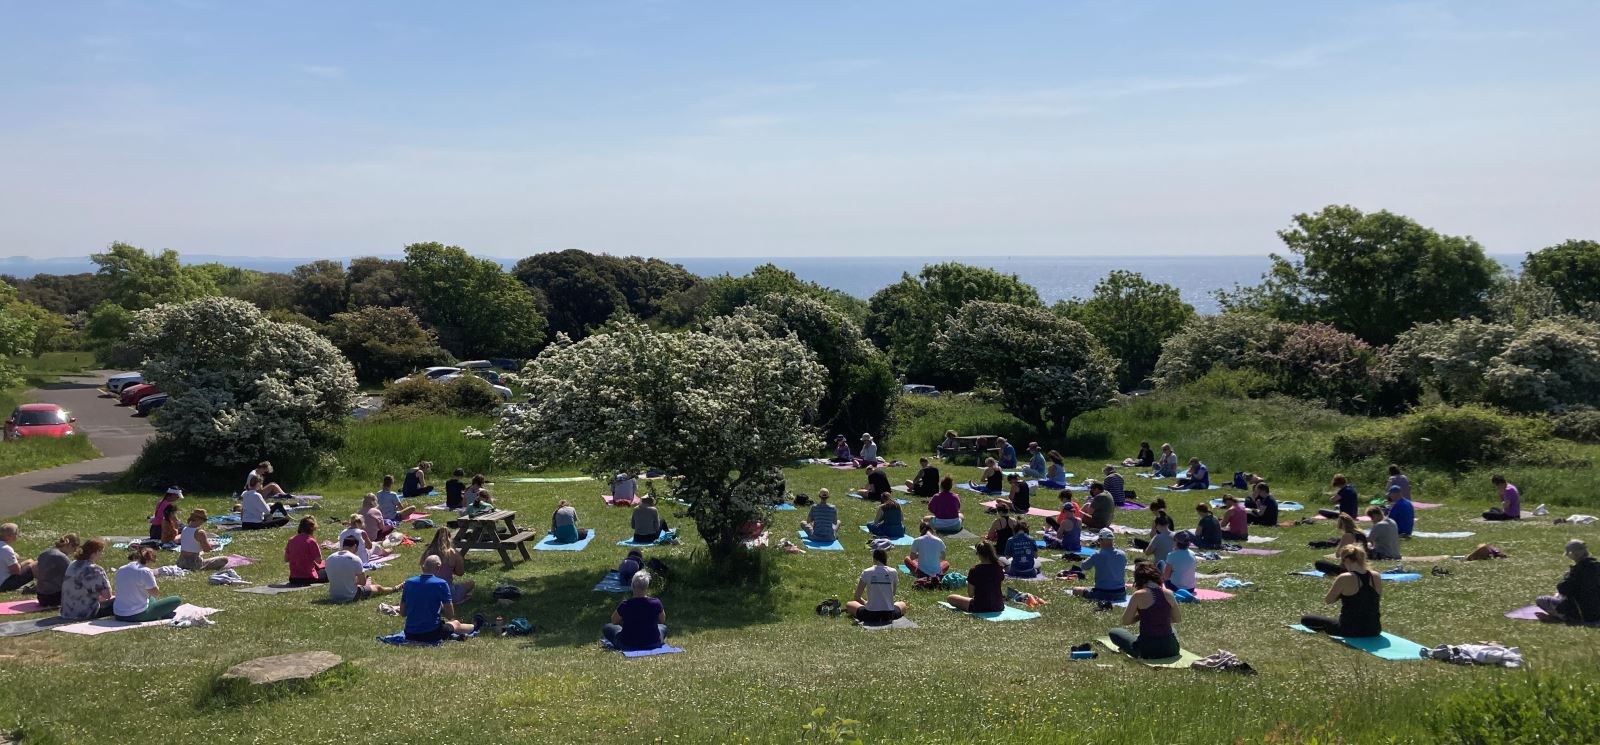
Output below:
[816,599,841,617]
[1431,566,1452,576]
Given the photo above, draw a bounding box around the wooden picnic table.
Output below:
[451,509,536,569]
[948,435,998,464]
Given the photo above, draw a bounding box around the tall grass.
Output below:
[328,414,495,483]
[884,393,1031,457]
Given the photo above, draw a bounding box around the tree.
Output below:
[511,250,701,340]
[324,306,452,383]
[1057,271,1194,389]
[291,260,350,322]
[126,296,357,467]
[493,318,826,562]
[1387,317,1600,413]
[226,272,298,312]
[730,294,898,439]
[695,264,866,324]
[933,301,1116,438]
[403,242,547,359]
[84,301,139,368]
[2,273,106,315]
[1152,313,1291,388]
[346,257,410,309]
[1522,239,1600,315]
[1216,205,1500,344]
[0,284,40,388]
[91,243,218,310]
[866,263,1041,388]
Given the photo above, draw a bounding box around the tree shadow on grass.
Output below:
[461,552,786,649]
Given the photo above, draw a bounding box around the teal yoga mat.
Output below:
[505,476,593,483]
[938,601,1041,622]
[859,526,914,545]
[616,531,678,548]
[797,532,844,551]
[1289,624,1427,660]
[535,531,597,551]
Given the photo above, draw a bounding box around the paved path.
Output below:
[0,369,153,518]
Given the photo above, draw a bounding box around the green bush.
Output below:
[1425,673,1600,744]
[1553,408,1600,443]
[1186,367,1279,400]
[1331,405,1550,469]
[381,375,502,418]
[883,393,1032,458]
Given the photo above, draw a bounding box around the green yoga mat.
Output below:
[1094,636,1203,668]
[937,601,1041,622]
[504,476,594,483]
[1289,624,1427,660]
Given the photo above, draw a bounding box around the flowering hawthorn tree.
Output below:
[493,318,826,561]
[129,296,358,467]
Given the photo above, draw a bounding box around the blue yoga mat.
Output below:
[620,645,684,658]
[536,531,597,551]
[616,531,678,548]
[1155,485,1222,492]
[858,526,914,545]
[1279,501,1304,511]
[593,571,629,592]
[1381,572,1423,582]
[1289,624,1426,660]
[956,484,1005,496]
[937,601,1041,622]
[770,503,797,511]
[797,532,844,551]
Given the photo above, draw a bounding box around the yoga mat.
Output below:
[377,631,470,647]
[1095,637,1204,668]
[1232,548,1282,556]
[939,529,981,541]
[593,571,630,593]
[852,494,909,505]
[979,501,1056,518]
[769,503,797,511]
[0,615,72,637]
[537,531,598,551]
[1288,624,1427,661]
[1381,572,1423,582]
[222,554,255,569]
[1294,570,1329,578]
[55,605,221,636]
[622,645,685,657]
[859,526,914,546]
[1413,502,1444,510]
[235,583,315,595]
[615,531,676,548]
[958,485,1005,497]
[891,485,912,494]
[0,599,47,615]
[1279,501,1304,511]
[860,617,919,630]
[1155,485,1221,491]
[1194,588,1235,600]
[1412,531,1474,539]
[601,495,637,507]
[425,504,452,512]
[1118,501,1148,511]
[937,601,1041,622]
[505,476,593,483]
[1246,536,1277,544]
[365,553,401,568]
[1505,605,1542,621]
[797,532,844,551]
[398,511,430,522]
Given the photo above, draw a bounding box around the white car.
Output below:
[901,384,940,396]
[395,366,461,384]
[106,372,143,393]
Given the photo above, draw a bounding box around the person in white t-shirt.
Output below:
[325,536,395,603]
[904,520,949,580]
[844,548,907,625]
[245,460,273,491]
[239,475,290,530]
[339,514,375,564]
[112,546,182,622]
[0,523,36,593]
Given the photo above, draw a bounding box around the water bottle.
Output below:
[494,615,504,635]
[1071,649,1096,660]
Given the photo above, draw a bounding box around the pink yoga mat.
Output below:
[222,554,255,569]
[0,599,46,615]
[979,501,1056,518]
[1505,605,1542,621]
[601,495,636,506]
[1413,502,1443,510]
[1232,548,1283,556]
[1194,588,1235,601]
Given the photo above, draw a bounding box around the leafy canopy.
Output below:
[91,242,219,310]
[324,305,451,384]
[866,262,1041,388]
[1057,270,1194,389]
[1522,239,1600,316]
[403,242,547,359]
[493,318,826,561]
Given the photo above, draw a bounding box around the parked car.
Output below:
[105,372,143,393]
[119,383,162,407]
[438,371,514,400]
[135,393,169,416]
[901,384,940,396]
[6,404,76,440]
[395,366,460,384]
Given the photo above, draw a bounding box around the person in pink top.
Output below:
[149,486,182,541]
[1483,474,1521,521]
[285,516,327,585]
[1220,494,1249,540]
[926,476,964,534]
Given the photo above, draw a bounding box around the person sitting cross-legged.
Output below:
[602,570,668,649]
[945,541,1005,613]
[905,520,949,582]
[325,536,396,603]
[1109,560,1183,660]
[1071,529,1128,603]
[845,548,907,626]
[1004,519,1040,578]
[802,489,840,544]
[1535,539,1600,624]
[400,555,481,642]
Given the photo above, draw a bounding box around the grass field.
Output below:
[1,390,1598,744]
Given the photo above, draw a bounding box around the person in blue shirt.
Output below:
[1021,442,1047,479]
[1319,474,1360,519]
[1071,529,1128,602]
[400,556,481,643]
[1386,485,1415,537]
[1174,458,1210,490]
[996,438,1018,469]
[1005,520,1040,578]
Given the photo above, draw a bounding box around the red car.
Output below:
[5,403,76,440]
[120,383,162,407]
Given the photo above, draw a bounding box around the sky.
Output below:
[2,1,1597,260]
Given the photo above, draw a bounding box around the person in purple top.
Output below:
[1385,464,1411,501]
[1110,561,1182,659]
[1483,474,1521,521]
[603,570,667,650]
[829,435,853,464]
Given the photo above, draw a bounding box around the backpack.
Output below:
[1232,472,1247,490]
[502,617,534,636]
[492,583,522,601]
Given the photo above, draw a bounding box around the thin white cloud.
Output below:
[297,65,346,80]
[902,74,1256,118]
[711,114,785,130]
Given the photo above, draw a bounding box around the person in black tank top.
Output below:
[1301,544,1382,637]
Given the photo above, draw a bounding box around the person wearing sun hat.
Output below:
[149,486,184,541]
[1072,528,1128,602]
[995,437,1018,469]
[829,435,853,464]
[1022,442,1047,479]
[857,433,880,466]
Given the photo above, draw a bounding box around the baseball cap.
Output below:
[1097,528,1115,541]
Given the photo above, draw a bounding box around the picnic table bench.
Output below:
[943,435,998,465]
[451,509,536,569]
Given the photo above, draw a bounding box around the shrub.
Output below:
[1152,313,1289,388]
[380,375,501,419]
[1331,404,1550,469]
[1257,323,1382,413]
[1389,317,1600,413]
[1186,365,1279,400]
[1553,408,1600,443]
[1425,673,1600,745]
[324,306,452,384]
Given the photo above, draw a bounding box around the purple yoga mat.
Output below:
[1232,548,1283,556]
[1505,605,1542,621]
[1117,501,1148,511]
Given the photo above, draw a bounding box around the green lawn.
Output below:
[1,392,1598,743]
